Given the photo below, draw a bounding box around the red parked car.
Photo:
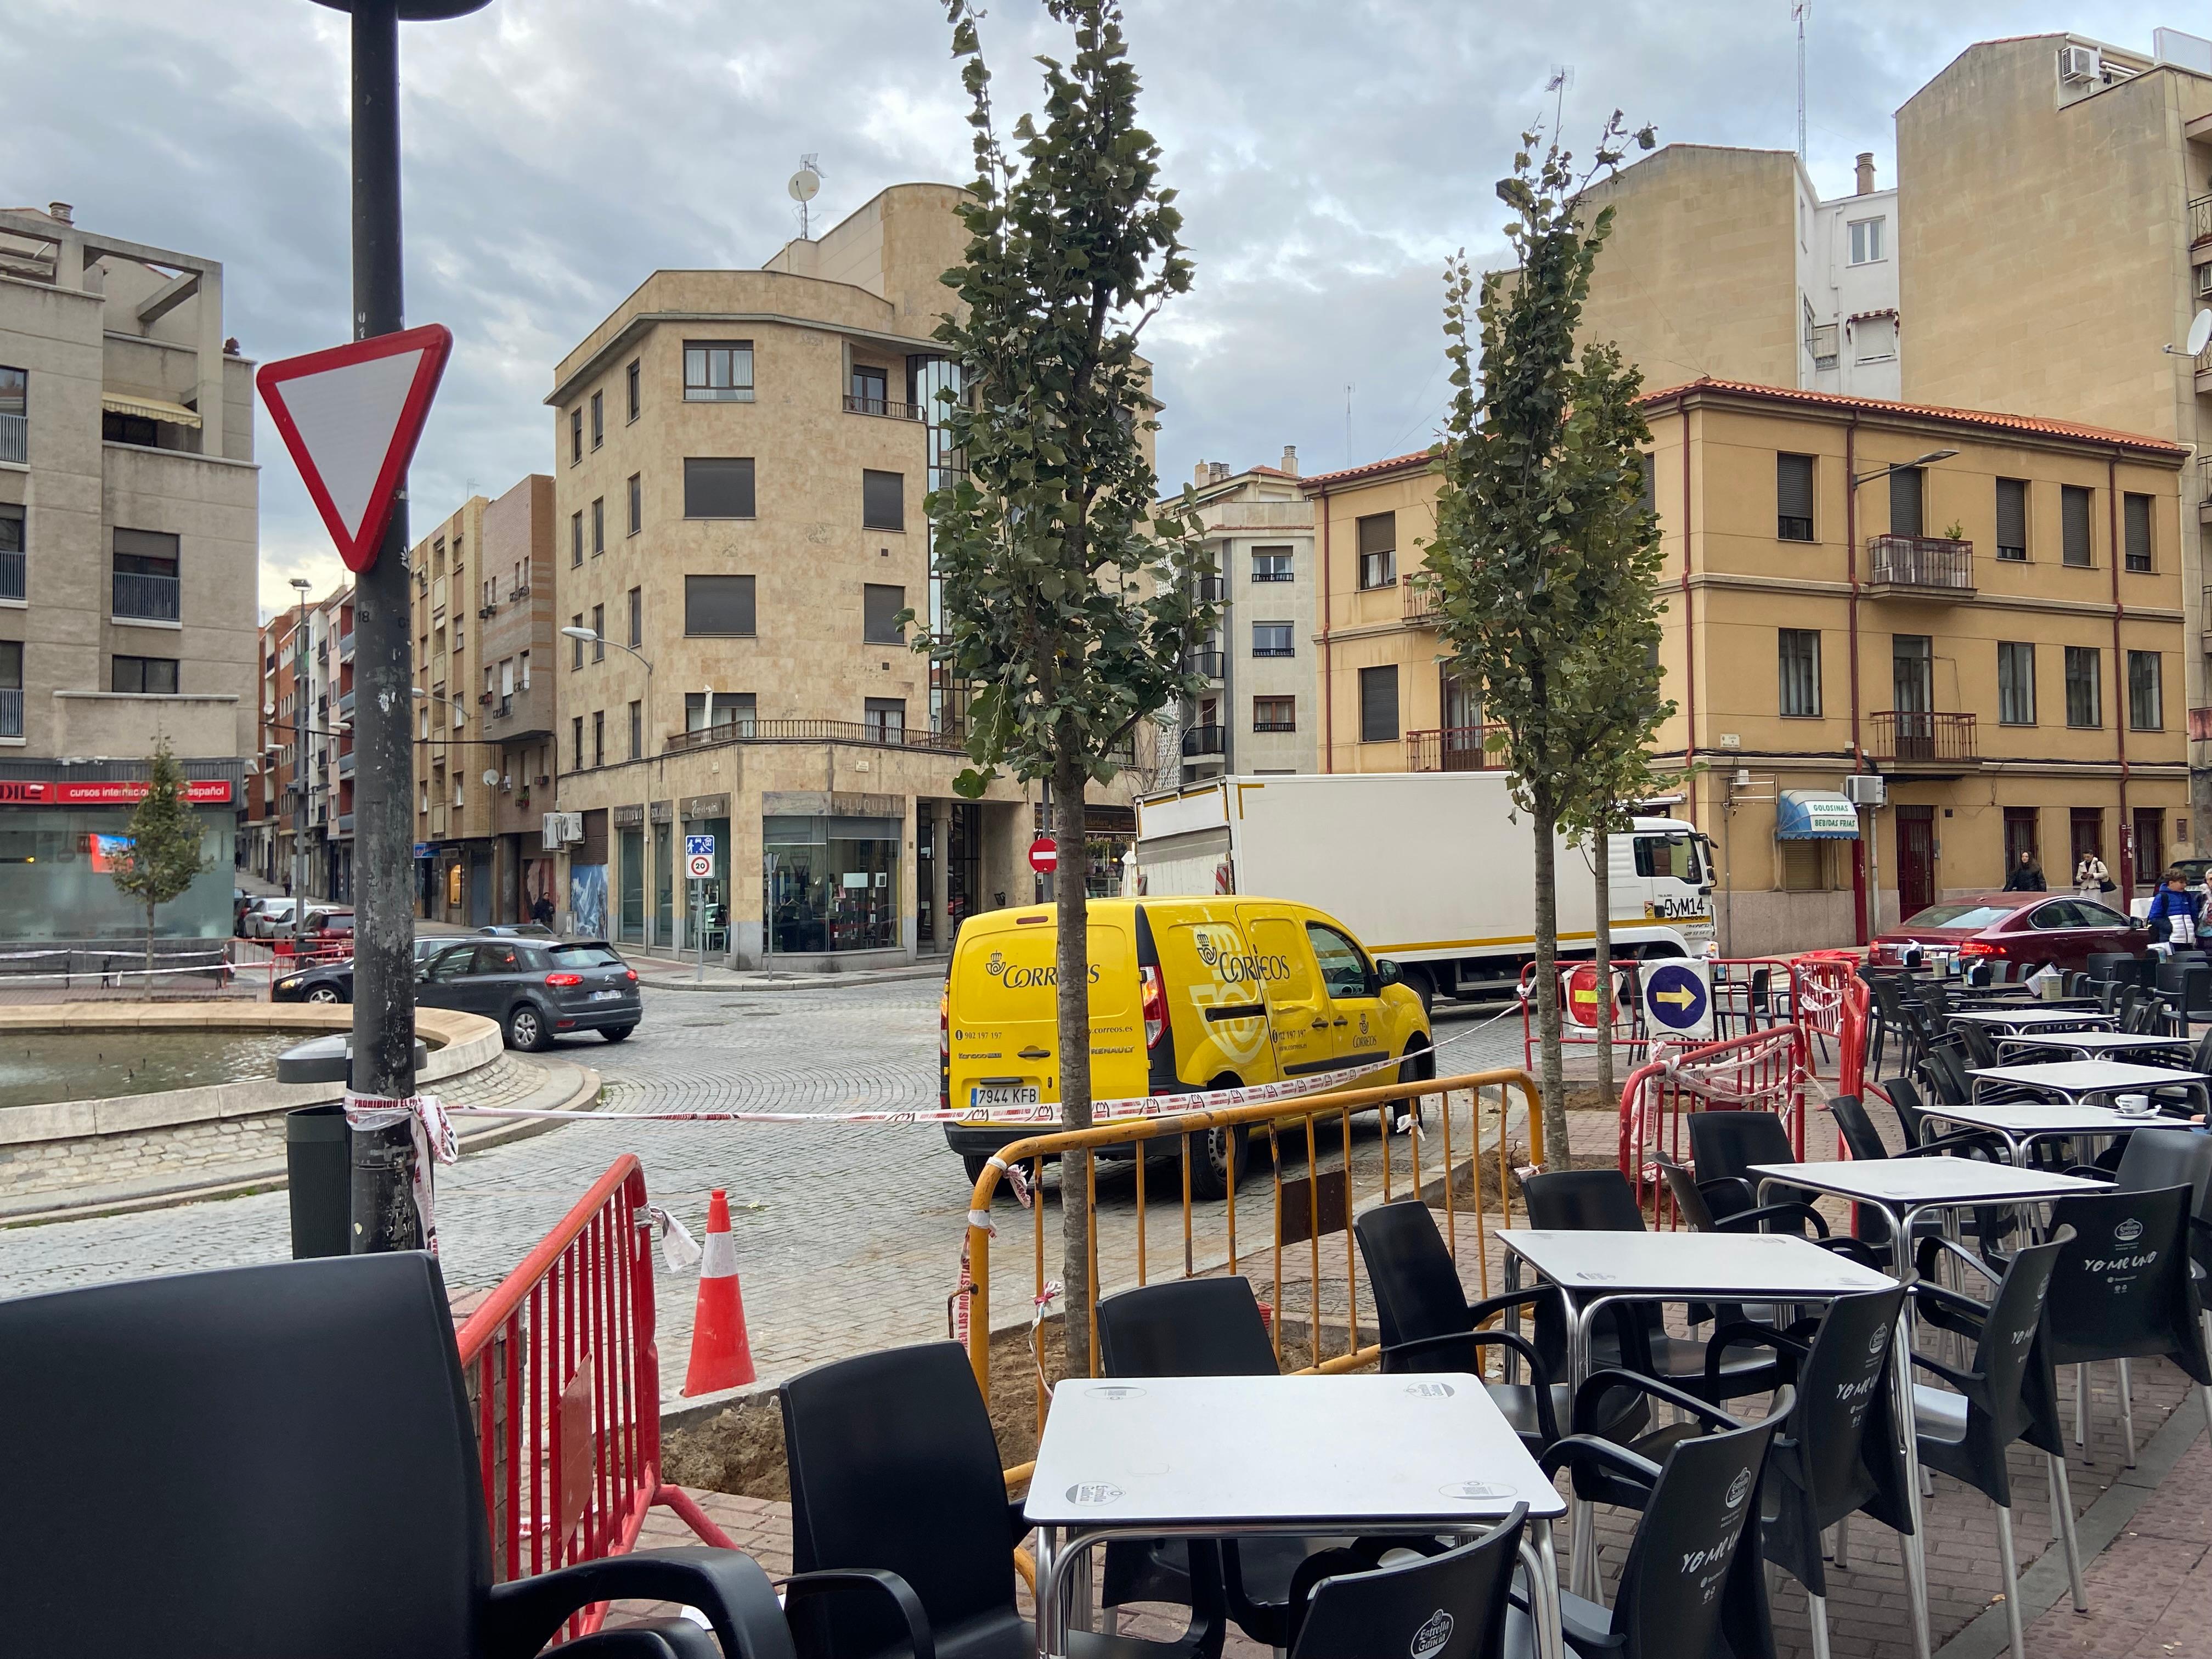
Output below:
[1870,891,2148,977]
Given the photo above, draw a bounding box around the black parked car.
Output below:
[416,937,641,1051]
[271,936,451,1004]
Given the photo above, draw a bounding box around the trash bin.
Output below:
[285,1102,350,1259]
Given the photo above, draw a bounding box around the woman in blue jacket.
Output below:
[2143,868,2202,957]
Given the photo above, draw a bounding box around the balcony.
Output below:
[661,717,967,758]
[338,751,354,777]
[0,412,21,465]
[1194,575,1226,604]
[842,393,923,421]
[111,569,180,622]
[1180,724,1226,759]
[2190,707,2212,743]
[337,813,354,836]
[1406,724,1506,772]
[1865,534,1974,596]
[1403,582,1442,624]
[0,549,22,602]
[1869,710,1978,767]
[2192,193,2212,247]
[339,630,354,661]
[1184,648,1225,680]
[0,687,20,739]
[337,689,355,718]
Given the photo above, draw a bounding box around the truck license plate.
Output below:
[970,1085,1040,1111]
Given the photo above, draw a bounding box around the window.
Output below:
[1848,217,1883,264]
[684,574,755,636]
[1778,628,1821,716]
[589,390,603,450]
[862,469,905,532]
[1253,695,1296,732]
[519,649,530,689]
[1889,466,1923,538]
[1853,315,1898,363]
[625,358,640,422]
[112,654,178,694]
[591,710,604,769]
[1997,641,2036,725]
[684,691,755,734]
[627,473,641,536]
[864,583,906,644]
[2065,646,2102,727]
[1892,634,1933,716]
[112,528,180,622]
[0,502,23,601]
[569,408,582,465]
[1305,921,1373,999]
[1995,478,2028,562]
[571,614,585,670]
[628,700,642,760]
[0,363,23,422]
[864,697,906,742]
[1356,513,1396,589]
[1358,664,1398,743]
[572,716,584,771]
[2124,493,2153,573]
[1635,452,1656,513]
[2003,807,2040,871]
[1776,453,1815,541]
[570,511,582,566]
[1633,832,1705,883]
[2128,650,2163,730]
[1781,840,1826,893]
[683,457,754,518]
[851,365,888,412]
[627,587,642,648]
[2062,484,2092,567]
[590,496,605,556]
[590,604,605,662]
[1251,622,1294,658]
[1251,546,1294,582]
[683,340,753,402]
[102,409,157,447]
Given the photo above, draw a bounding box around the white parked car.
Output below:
[2126,858,2211,922]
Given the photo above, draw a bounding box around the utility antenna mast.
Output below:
[1793,3,1809,163]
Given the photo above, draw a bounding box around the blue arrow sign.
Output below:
[685,834,715,858]
[1644,962,1712,1035]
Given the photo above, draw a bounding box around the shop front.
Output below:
[0,774,239,941]
[764,811,900,958]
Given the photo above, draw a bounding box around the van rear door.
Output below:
[951,918,1143,1112]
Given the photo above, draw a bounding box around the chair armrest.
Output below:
[1898,1130,2004,1159]
[1381,1329,1559,1442]
[1467,1285,1565,1327]
[484,1547,796,1659]
[1538,1431,1664,1491]
[1911,1277,1996,1323]
[1909,1349,1985,1397]
[2062,1165,2117,1183]
[779,1571,935,1659]
[1716,1200,1830,1238]
[1572,1367,1745,1436]
[1814,1235,1889,1270]
[1915,1235,2003,1290]
[1702,1321,1811,1387]
[1700,1175,1758,1215]
[1008,1499,1030,1548]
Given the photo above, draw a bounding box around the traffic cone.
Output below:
[682,1190,756,1395]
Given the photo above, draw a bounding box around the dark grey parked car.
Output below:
[415,938,641,1051]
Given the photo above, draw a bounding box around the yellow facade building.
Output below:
[1305,380,2190,956]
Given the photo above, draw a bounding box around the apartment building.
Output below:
[1307,380,2190,955]
[544,183,1136,967]
[247,607,296,885]
[250,584,354,903]
[1166,452,1317,782]
[1570,143,1901,400]
[406,493,487,921]
[0,202,257,939]
[1896,28,2212,842]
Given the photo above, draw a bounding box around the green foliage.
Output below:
[110,740,211,913]
[915,0,1215,798]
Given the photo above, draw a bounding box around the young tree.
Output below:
[922,0,1215,1374]
[108,739,214,998]
[1425,115,1652,1162]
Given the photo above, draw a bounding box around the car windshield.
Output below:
[549,943,623,968]
[1898,902,2015,931]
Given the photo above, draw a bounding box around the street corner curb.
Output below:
[659,1376,787,1435]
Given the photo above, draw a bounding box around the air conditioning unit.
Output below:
[542,811,583,849]
[2058,43,2101,82]
[1843,774,1887,808]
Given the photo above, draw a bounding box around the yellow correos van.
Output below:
[941,896,1432,1195]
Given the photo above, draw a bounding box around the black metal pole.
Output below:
[347,0,422,1251]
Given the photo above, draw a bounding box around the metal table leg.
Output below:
[1567,1295,1596,1603]
[1891,1200,1933,1659]
[1035,1526,1064,1659]
[1525,1517,1565,1659]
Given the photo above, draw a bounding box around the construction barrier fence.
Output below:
[1617,1022,1814,1228]
[1516,954,1802,1074]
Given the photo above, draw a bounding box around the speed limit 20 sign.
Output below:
[687,853,714,880]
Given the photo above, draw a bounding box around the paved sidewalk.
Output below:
[626,952,945,993]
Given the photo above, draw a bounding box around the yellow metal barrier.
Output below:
[962,1068,1544,1420]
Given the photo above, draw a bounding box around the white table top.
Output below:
[1024,1374,1565,1526]
[1968,1060,2210,1093]
[1995,1031,2193,1056]
[1948,1008,2114,1028]
[1495,1227,1893,1297]
[1750,1159,2106,1207]
[1921,1100,2155,1137]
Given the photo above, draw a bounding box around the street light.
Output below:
[1849,448,1958,489]
[560,624,654,676]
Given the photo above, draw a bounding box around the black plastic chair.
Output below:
[1909,1230,2077,1659]
[2086,951,2136,988]
[1876,1076,1929,1150]
[1684,1109,1814,1227]
[1283,1508,1526,1659]
[781,1341,1222,1659]
[0,1253,798,1659]
[1505,1390,1789,1659]
[1954,1019,2001,1071]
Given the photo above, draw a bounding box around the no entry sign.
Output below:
[1029,836,1058,874]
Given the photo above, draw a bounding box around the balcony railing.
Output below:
[1865,534,1974,595]
[338,751,355,777]
[1406,724,1507,772]
[842,393,923,421]
[1180,724,1225,758]
[0,411,23,465]
[661,717,967,757]
[0,687,21,739]
[337,813,354,835]
[1184,648,1225,679]
[112,569,180,622]
[2192,193,2212,247]
[1870,709,1977,764]
[1403,582,1442,624]
[0,549,23,602]
[1194,575,1226,603]
[339,630,355,660]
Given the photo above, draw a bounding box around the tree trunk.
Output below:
[1531,790,1568,1166]
[1593,826,1614,1119]
[1052,753,1094,1379]
[144,899,156,1002]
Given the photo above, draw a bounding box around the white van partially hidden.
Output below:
[1133,772,1716,1002]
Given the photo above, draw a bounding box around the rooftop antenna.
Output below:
[1545,65,1573,136]
[1792,3,1809,165]
[788,155,824,240]
[1344,383,1354,466]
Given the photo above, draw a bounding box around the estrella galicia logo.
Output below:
[1410,1610,1454,1659]
[1403,1380,1455,1397]
[2114,1217,2145,1245]
[1724,1469,1753,1511]
[1195,932,1221,967]
[1066,1482,1124,1505]
[986,951,1008,978]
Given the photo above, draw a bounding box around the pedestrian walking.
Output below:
[2075,851,2110,900]
[2003,850,2046,892]
[532,890,555,929]
[2145,867,2201,959]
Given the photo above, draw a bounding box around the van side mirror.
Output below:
[1376,958,1401,986]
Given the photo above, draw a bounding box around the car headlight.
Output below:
[276,977,301,990]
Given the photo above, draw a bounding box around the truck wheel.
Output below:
[1402,965,1437,1013]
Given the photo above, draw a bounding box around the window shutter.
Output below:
[1995,479,2027,554]
[2062,485,2092,565]
[1776,455,1814,525]
[1888,467,1923,538]
[2124,494,2152,568]
[683,458,755,519]
[684,574,756,636]
[1357,513,1396,557]
[1359,664,1399,743]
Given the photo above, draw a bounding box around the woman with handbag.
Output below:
[2075,850,2110,900]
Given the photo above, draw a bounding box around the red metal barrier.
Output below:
[453,1155,734,1637]
[1518,955,1797,1073]
[1617,1023,1812,1226]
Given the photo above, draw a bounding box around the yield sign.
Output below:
[256,323,453,573]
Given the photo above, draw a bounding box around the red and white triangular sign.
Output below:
[257,323,453,573]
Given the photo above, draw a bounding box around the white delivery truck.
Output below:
[1133,772,1716,1003]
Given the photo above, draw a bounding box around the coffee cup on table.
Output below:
[2115,1093,2152,1117]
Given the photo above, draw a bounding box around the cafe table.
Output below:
[1967,1059,2211,1115]
[1946,1007,2114,1037]
[1990,1029,2196,1064]
[1918,1098,2161,1166]
[1750,1158,2107,1659]
[1025,1372,1569,1659]
[1496,1229,1895,1621]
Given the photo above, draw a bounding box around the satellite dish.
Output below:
[2187,309,2212,357]
[481,768,500,788]
[787,168,820,204]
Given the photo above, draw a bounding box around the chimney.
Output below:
[1280,445,1299,476]
[47,201,73,224]
[1193,462,1210,488]
[1854,154,1875,196]
[1211,461,1231,483]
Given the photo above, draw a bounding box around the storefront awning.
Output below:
[1776,789,1860,839]
[101,392,201,428]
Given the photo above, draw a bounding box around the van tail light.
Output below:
[1958,941,1998,957]
[545,972,584,987]
[940,988,951,1058]
[1141,965,1167,1049]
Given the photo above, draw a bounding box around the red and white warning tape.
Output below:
[344,1091,458,1254]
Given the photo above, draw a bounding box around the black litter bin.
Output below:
[285,1102,350,1259]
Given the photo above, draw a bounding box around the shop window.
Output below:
[764,814,900,953]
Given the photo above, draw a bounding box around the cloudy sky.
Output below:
[1,1,2191,614]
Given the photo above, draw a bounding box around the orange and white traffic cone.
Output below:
[682,1189,757,1395]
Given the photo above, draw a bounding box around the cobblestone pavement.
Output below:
[0,984,1528,1401]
